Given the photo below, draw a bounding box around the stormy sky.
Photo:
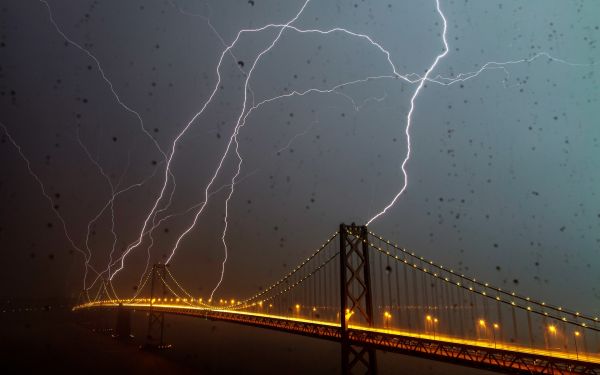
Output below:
[0,0,599,317]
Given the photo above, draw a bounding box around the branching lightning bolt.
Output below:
[0,122,99,287]
[75,129,117,287]
[366,0,448,226]
[39,0,166,158]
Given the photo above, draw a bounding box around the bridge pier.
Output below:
[144,310,167,349]
[340,223,378,374]
[142,264,170,350]
[341,342,377,375]
[92,308,112,334]
[114,303,132,340]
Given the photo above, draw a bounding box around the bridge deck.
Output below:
[75,302,600,374]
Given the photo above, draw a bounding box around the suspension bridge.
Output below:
[74,224,600,374]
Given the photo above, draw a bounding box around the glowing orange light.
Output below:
[345,309,354,320]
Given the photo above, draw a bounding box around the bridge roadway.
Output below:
[75,301,600,374]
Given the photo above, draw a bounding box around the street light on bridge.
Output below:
[492,323,499,349]
[574,331,581,360]
[425,315,438,339]
[477,319,488,342]
[384,311,392,329]
[548,325,558,350]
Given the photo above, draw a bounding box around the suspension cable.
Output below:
[368,231,599,327]
[366,236,600,333]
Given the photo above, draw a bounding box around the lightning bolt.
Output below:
[75,129,117,285]
[211,75,398,298]
[80,157,164,292]
[39,0,166,158]
[133,170,257,294]
[38,0,176,287]
[0,122,99,287]
[275,115,320,155]
[366,0,448,226]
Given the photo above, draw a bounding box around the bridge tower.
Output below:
[144,264,169,349]
[339,223,377,375]
[76,289,89,306]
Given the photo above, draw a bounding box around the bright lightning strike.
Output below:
[366,0,449,226]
